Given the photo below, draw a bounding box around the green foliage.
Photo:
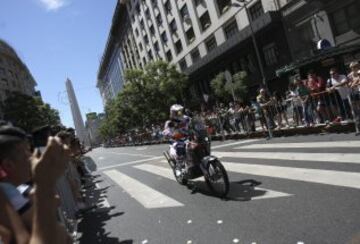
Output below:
[2,92,61,132]
[99,61,188,138]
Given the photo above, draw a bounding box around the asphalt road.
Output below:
[78,133,360,244]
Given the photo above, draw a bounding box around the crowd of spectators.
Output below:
[0,122,93,244]
[111,62,360,146]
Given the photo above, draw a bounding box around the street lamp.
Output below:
[231,0,267,90]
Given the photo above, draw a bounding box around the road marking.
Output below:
[214,151,360,164]
[98,156,164,171]
[95,183,110,208]
[211,139,262,149]
[136,146,148,150]
[104,151,158,158]
[98,156,105,160]
[103,169,184,209]
[235,141,360,149]
[134,164,292,200]
[222,162,360,189]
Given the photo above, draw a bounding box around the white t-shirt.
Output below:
[327,74,352,99]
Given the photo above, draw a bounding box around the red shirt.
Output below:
[306,76,326,94]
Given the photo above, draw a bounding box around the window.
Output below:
[154,42,160,52]
[138,42,143,51]
[161,32,168,43]
[330,3,360,36]
[151,0,157,7]
[224,19,238,39]
[216,0,231,15]
[175,40,183,54]
[145,9,151,20]
[186,27,195,43]
[144,35,149,44]
[1,78,8,86]
[148,50,154,60]
[179,59,187,71]
[164,0,172,15]
[0,67,5,76]
[156,14,163,26]
[263,43,278,66]
[249,1,264,21]
[150,25,155,36]
[194,0,203,6]
[205,35,217,52]
[200,11,211,31]
[191,48,200,63]
[140,19,145,30]
[180,5,189,20]
[166,50,173,61]
[135,28,139,37]
[170,20,177,33]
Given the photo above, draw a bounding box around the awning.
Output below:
[276,43,360,77]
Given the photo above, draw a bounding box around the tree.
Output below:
[2,92,61,132]
[210,71,250,102]
[99,60,188,137]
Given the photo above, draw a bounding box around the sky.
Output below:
[0,0,117,127]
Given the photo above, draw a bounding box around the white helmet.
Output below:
[170,104,184,119]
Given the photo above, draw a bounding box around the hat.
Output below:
[350,61,359,68]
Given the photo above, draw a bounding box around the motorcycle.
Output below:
[163,119,230,197]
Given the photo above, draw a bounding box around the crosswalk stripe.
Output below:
[222,162,360,189]
[103,170,184,209]
[134,164,292,200]
[211,139,262,149]
[235,141,360,149]
[213,151,360,164]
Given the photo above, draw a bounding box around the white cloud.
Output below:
[39,0,67,11]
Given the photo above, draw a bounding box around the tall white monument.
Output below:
[65,78,90,146]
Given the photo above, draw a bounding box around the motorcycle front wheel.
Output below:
[204,159,230,198]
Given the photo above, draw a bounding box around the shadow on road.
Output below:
[77,175,132,244]
[188,179,265,201]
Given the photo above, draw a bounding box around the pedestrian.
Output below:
[295,77,314,127]
[287,82,303,127]
[256,88,275,129]
[272,91,290,129]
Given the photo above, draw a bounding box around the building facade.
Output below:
[277,0,360,79]
[0,39,37,116]
[85,112,104,146]
[98,0,296,105]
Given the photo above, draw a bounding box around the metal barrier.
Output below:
[56,159,88,241]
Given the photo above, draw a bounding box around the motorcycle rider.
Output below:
[163,104,191,159]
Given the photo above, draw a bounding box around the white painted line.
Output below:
[235,141,360,149]
[136,146,148,151]
[214,151,360,164]
[212,139,262,149]
[104,151,158,158]
[134,164,292,200]
[103,169,184,209]
[222,162,360,189]
[98,156,105,160]
[98,156,164,171]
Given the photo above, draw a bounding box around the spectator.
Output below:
[287,82,303,127]
[306,70,330,123]
[295,78,314,127]
[272,91,290,129]
[348,62,360,111]
[257,88,275,129]
[327,67,352,121]
[0,125,72,244]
